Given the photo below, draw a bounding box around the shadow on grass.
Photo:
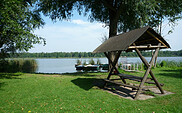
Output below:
[0,73,22,79]
[36,71,107,77]
[64,71,107,77]
[159,68,182,78]
[71,78,136,99]
[64,72,98,77]
[71,78,105,90]
[0,82,6,91]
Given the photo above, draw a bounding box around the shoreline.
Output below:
[7,56,182,59]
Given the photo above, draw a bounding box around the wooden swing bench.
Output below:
[93,26,170,100]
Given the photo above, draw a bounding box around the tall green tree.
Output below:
[0,0,45,59]
[37,0,181,36]
[37,0,181,69]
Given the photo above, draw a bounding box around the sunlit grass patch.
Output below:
[0,67,182,113]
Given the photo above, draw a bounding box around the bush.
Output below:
[156,62,161,68]
[160,61,167,67]
[140,63,147,70]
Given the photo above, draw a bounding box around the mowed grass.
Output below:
[0,67,182,113]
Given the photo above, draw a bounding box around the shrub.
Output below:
[156,62,161,68]
[160,60,167,67]
[141,63,147,70]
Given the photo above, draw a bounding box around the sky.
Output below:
[28,12,182,53]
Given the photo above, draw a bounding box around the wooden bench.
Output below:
[118,74,164,86]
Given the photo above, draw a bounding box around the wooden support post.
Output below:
[154,53,158,68]
[147,31,168,48]
[104,51,121,74]
[103,51,126,86]
[134,43,164,99]
[151,49,158,68]
[134,43,161,99]
[134,44,164,94]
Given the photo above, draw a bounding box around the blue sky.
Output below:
[29,13,182,53]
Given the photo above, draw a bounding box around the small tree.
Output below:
[0,0,45,59]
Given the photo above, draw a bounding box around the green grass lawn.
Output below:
[0,67,182,113]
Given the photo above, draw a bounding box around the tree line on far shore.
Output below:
[10,50,182,58]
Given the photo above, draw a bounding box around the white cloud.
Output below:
[30,19,108,52]
[71,19,89,25]
[30,18,181,53]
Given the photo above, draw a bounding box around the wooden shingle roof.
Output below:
[93,26,170,53]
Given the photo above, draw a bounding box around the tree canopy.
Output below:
[0,0,45,59]
[37,0,181,69]
[37,0,182,36]
[0,0,182,59]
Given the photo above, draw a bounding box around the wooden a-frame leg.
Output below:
[134,43,162,100]
[103,51,126,87]
[104,51,121,73]
[103,52,119,87]
[134,43,164,95]
[104,51,126,84]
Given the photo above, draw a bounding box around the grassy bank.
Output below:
[0,67,182,112]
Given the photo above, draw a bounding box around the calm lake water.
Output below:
[35,57,182,73]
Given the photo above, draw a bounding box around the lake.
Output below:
[35,57,182,73]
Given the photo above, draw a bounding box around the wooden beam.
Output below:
[104,51,122,74]
[147,31,168,48]
[128,45,166,49]
[133,43,165,95]
[134,43,161,100]
[103,51,126,86]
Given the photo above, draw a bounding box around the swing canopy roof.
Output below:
[93,26,170,53]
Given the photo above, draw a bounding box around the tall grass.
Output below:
[76,59,82,65]
[130,60,182,71]
[89,59,95,65]
[0,59,37,73]
[156,60,182,68]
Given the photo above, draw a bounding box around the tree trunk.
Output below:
[154,17,162,68]
[108,9,119,71]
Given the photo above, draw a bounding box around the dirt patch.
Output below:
[93,79,173,100]
[102,86,173,100]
